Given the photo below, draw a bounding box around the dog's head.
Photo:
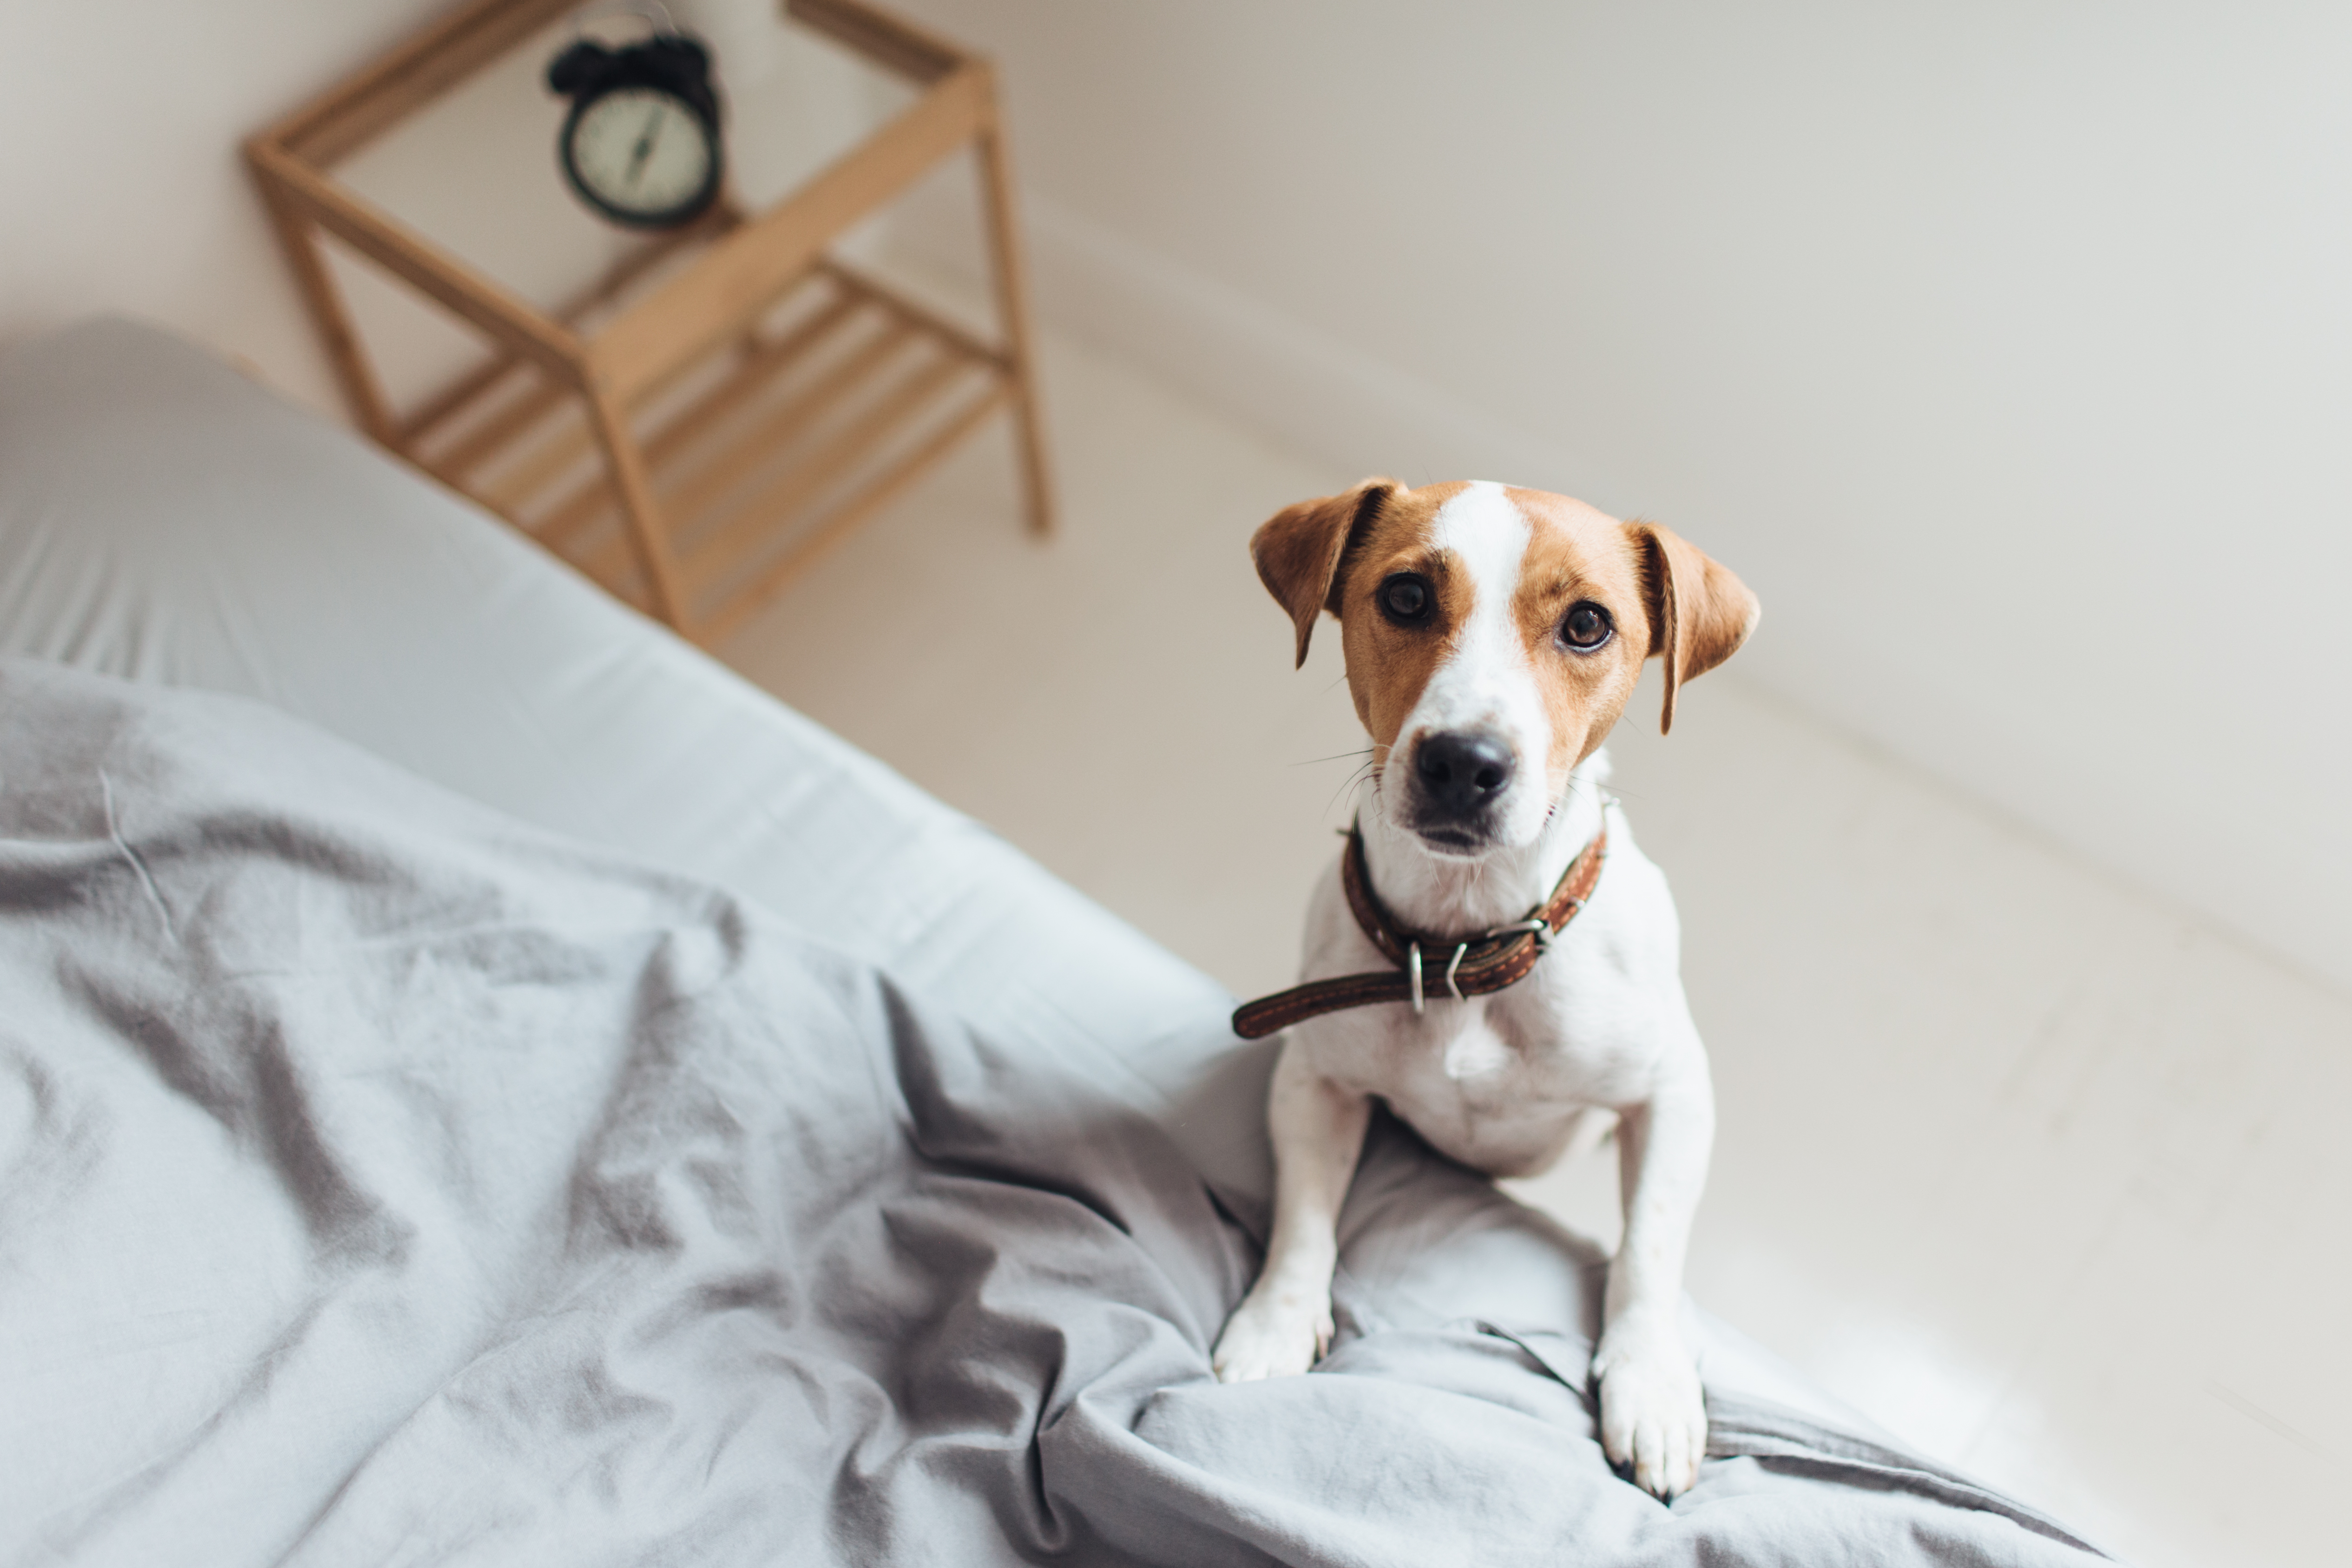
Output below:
[1253,479,1758,857]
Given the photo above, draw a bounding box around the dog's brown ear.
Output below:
[1249,478,1400,667]
[1637,523,1760,734]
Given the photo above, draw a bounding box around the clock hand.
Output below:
[626,107,664,187]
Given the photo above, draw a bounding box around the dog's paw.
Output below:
[1592,1320,1707,1501]
[1211,1286,1332,1383]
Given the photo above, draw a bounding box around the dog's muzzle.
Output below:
[1407,728,1516,847]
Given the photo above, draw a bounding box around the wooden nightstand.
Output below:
[246,0,1051,644]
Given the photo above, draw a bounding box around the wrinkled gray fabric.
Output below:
[0,659,2105,1566]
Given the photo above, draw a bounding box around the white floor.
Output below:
[721,323,2352,1568]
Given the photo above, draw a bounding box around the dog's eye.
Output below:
[1561,602,1613,650]
[1380,574,1433,624]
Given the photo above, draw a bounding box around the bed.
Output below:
[0,319,2107,1565]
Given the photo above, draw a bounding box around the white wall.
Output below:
[873,0,2352,995]
[4,0,2346,991]
[0,0,454,413]
[0,0,883,416]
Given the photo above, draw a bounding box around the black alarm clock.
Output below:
[546,28,724,230]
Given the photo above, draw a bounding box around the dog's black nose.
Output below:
[1413,729,1516,818]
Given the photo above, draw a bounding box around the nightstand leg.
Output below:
[976,122,1055,539]
[256,184,396,447]
[583,385,689,634]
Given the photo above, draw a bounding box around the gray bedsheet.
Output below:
[0,658,2105,1566]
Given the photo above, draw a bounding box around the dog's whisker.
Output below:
[1321,760,1379,820]
[1290,748,1375,768]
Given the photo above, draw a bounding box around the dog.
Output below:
[1213,477,1758,1501]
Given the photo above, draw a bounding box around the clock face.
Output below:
[564,86,716,224]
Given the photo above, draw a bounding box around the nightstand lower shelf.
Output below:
[407,258,1006,639]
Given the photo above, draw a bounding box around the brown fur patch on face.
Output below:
[1503,488,1656,789]
[1331,482,1473,769]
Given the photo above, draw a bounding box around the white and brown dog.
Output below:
[1214,478,1758,1501]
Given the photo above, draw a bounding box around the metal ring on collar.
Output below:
[1408,941,1424,1015]
[1483,915,1553,950]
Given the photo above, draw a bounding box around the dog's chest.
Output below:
[1307,953,1657,1175]
[1289,809,1686,1176]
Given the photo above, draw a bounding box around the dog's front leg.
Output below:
[1212,1037,1370,1382]
[1592,1061,1715,1500]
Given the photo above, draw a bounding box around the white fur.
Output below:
[1213,483,1717,1502]
[1379,483,1558,855]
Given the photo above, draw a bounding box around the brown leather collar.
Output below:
[1231,815,1609,1040]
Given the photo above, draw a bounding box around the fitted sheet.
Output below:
[0,319,1226,1068]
